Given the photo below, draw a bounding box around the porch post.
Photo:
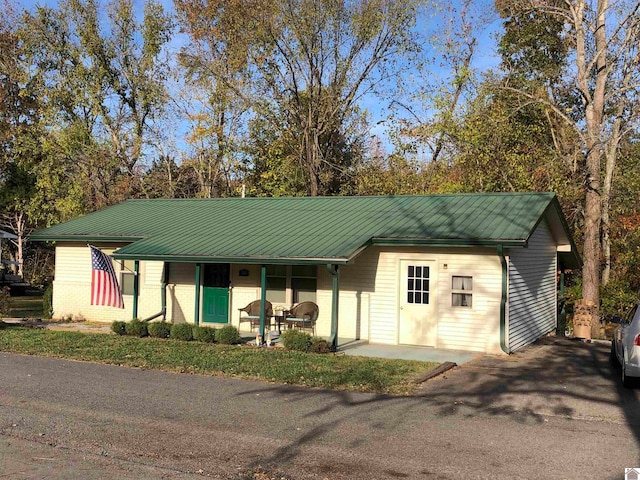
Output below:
[327,264,339,352]
[259,264,267,343]
[132,260,140,319]
[194,263,201,326]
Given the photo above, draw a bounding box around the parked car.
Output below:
[611,303,640,387]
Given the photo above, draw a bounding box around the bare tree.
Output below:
[500,0,640,337]
[176,0,423,196]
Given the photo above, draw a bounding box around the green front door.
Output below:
[202,264,230,324]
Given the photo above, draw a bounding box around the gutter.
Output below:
[497,245,511,354]
[111,253,350,265]
[327,264,339,352]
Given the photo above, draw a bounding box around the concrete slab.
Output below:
[339,342,481,364]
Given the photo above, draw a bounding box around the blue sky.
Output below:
[14,0,503,160]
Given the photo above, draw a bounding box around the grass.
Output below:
[8,294,44,318]
[0,326,438,395]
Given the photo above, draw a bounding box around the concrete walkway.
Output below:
[339,341,480,364]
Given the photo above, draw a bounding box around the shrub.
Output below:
[125,318,148,337]
[42,284,53,319]
[111,321,126,335]
[601,279,638,321]
[0,288,11,317]
[281,329,312,352]
[170,323,193,341]
[148,321,171,339]
[216,325,241,345]
[193,325,216,343]
[309,337,330,354]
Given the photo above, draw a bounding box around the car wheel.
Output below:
[622,356,634,388]
[610,341,619,365]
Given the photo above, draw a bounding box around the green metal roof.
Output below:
[30,193,578,265]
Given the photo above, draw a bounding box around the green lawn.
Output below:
[8,295,44,318]
[0,326,438,395]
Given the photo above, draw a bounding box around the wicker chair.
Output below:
[284,301,319,335]
[238,300,273,331]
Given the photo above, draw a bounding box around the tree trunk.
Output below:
[7,211,27,278]
[583,160,601,338]
[601,132,620,287]
[569,0,607,339]
[303,127,320,197]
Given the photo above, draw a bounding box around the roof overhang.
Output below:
[110,252,351,265]
[28,235,145,243]
[370,238,526,248]
[0,229,17,240]
[539,197,581,268]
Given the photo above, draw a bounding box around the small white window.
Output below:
[120,260,136,296]
[452,276,472,307]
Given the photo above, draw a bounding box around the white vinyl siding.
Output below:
[437,254,502,353]
[334,246,502,353]
[166,263,198,324]
[508,221,557,351]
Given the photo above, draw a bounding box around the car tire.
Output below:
[622,355,634,388]
[610,341,619,365]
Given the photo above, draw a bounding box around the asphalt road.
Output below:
[0,337,638,479]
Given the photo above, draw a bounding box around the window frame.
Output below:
[265,265,317,305]
[265,265,287,303]
[451,275,473,308]
[120,260,136,296]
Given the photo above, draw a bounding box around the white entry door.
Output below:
[399,260,437,346]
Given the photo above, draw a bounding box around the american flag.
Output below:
[89,245,124,309]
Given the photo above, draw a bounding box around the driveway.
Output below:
[418,336,640,425]
[0,336,638,479]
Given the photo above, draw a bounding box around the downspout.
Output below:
[142,262,168,323]
[132,260,139,319]
[194,263,201,326]
[162,262,168,321]
[259,265,267,343]
[497,245,511,354]
[327,264,339,352]
[557,264,566,336]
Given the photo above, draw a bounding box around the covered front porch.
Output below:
[125,260,344,351]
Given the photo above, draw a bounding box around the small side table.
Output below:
[272,310,289,334]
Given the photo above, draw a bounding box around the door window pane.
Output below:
[406,265,430,305]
